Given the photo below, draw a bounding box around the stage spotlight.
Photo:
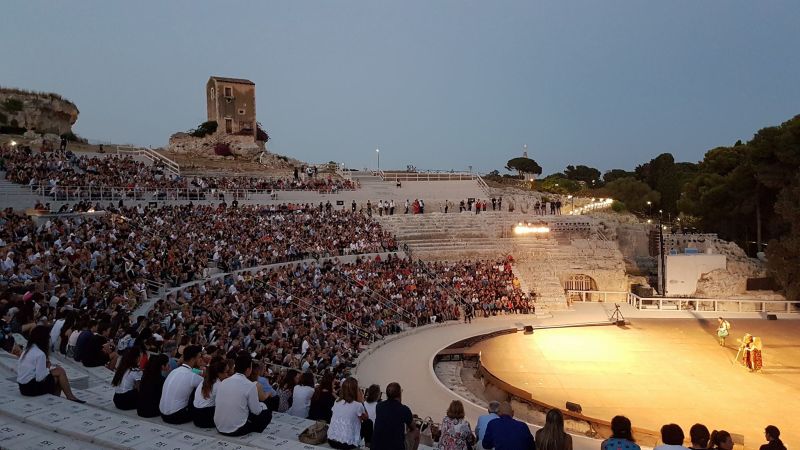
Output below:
[513,224,550,235]
[523,325,534,334]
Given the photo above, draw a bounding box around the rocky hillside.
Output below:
[0,87,79,135]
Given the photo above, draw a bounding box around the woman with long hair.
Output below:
[112,346,142,410]
[709,430,734,450]
[287,371,315,418]
[137,353,169,418]
[16,325,83,402]
[535,409,572,450]
[191,356,229,428]
[308,372,336,423]
[437,400,474,450]
[601,416,640,450]
[327,377,369,450]
[363,384,381,422]
[277,369,299,413]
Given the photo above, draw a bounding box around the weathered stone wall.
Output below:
[168,132,264,160]
[0,88,79,135]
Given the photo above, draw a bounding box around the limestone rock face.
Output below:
[167,132,265,158]
[167,131,299,168]
[0,88,79,135]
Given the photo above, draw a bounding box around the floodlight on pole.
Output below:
[375,148,380,171]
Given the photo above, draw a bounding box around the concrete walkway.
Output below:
[354,303,799,450]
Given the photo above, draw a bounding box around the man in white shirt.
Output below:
[160,345,204,424]
[215,353,271,436]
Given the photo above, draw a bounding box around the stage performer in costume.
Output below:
[716,317,731,346]
[740,334,763,372]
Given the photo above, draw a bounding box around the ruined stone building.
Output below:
[206,76,256,139]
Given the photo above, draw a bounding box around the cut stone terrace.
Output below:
[376,212,628,310]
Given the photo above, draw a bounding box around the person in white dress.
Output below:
[327,377,369,449]
[287,371,315,418]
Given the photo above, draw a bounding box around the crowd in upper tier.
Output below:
[0,144,356,200]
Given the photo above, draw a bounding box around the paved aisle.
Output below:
[355,306,611,450]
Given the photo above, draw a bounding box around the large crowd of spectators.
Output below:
[2,147,787,449]
[0,144,356,202]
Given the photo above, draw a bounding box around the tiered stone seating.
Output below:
[1,351,437,450]
[378,213,629,310]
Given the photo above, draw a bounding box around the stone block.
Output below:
[0,422,42,448]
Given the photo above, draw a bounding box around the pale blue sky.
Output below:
[2,1,798,174]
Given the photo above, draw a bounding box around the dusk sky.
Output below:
[2,1,799,174]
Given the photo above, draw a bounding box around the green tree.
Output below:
[603,169,635,184]
[564,165,601,185]
[604,177,660,214]
[635,153,697,214]
[505,157,542,178]
[767,173,800,301]
[538,176,581,194]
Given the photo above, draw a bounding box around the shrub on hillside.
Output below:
[189,121,218,138]
[0,111,7,124]
[256,122,269,142]
[2,98,23,113]
[611,200,627,212]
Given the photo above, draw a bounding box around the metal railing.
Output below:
[380,171,477,182]
[566,290,629,303]
[116,145,181,175]
[626,293,799,313]
[475,173,491,196]
[0,183,355,203]
[566,289,799,313]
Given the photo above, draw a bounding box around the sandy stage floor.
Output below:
[470,318,800,449]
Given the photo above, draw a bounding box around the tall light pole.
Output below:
[647,200,652,217]
[375,148,380,171]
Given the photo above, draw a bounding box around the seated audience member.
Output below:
[159,344,203,424]
[655,424,690,450]
[689,424,710,450]
[327,377,369,449]
[363,384,381,423]
[371,382,418,450]
[82,322,117,368]
[112,347,142,410]
[535,409,571,450]
[214,352,272,436]
[438,400,475,450]
[277,369,299,413]
[760,426,786,450]
[362,383,381,447]
[601,416,640,450]
[16,325,84,403]
[249,360,278,411]
[475,401,500,450]
[72,320,94,362]
[287,371,315,418]
[308,372,336,423]
[709,430,734,450]
[137,353,169,418]
[482,401,535,450]
[192,356,228,428]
